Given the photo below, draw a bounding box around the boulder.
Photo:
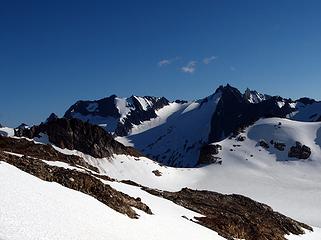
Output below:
[152,170,162,176]
[288,141,311,159]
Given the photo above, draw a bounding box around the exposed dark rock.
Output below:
[208,84,296,143]
[120,180,143,187]
[236,135,246,141]
[0,151,152,219]
[64,95,170,136]
[274,142,286,151]
[0,136,313,239]
[296,97,316,105]
[174,99,188,104]
[45,113,58,123]
[198,144,222,165]
[152,169,162,176]
[14,123,29,136]
[259,139,269,149]
[64,95,120,119]
[288,142,311,159]
[243,88,272,104]
[143,187,312,240]
[14,118,142,159]
[114,96,169,136]
[0,135,99,172]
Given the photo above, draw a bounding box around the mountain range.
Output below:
[1,84,321,240]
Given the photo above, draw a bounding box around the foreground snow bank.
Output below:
[0,162,224,240]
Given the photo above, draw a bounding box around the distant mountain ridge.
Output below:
[61,84,321,167]
[64,95,170,136]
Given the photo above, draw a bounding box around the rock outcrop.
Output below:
[288,142,311,159]
[0,135,99,172]
[198,144,222,165]
[0,150,152,219]
[64,95,170,136]
[143,187,312,240]
[14,118,141,158]
[209,85,296,142]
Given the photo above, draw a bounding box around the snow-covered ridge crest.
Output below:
[64,94,170,134]
[243,87,271,103]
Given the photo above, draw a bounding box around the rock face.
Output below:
[288,141,311,159]
[198,144,222,165]
[0,135,99,172]
[45,112,58,123]
[64,95,170,136]
[14,118,141,158]
[208,85,295,142]
[243,88,271,103]
[0,150,152,219]
[143,187,312,240]
[60,84,320,167]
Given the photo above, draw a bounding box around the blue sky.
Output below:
[1,0,321,127]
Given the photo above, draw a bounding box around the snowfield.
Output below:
[2,115,321,239]
[117,92,222,167]
[54,118,321,227]
[0,162,225,240]
[1,161,321,240]
[0,127,14,137]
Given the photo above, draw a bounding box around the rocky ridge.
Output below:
[143,187,312,240]
[14,117,141,159]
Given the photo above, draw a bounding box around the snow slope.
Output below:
[1,162,320,240]
[117,92,222,167]
[65,95,169,133]
[0,162,225,240]
[55,118,321,227]
[0,127,14,137]
[289,101,321,122]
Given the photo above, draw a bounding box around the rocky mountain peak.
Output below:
[14,117,141,159]
[45,113,58,123]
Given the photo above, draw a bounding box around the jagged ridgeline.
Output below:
[60,84,321,167]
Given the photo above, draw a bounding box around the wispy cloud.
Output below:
[230,66,236,71]
[181,61,197,73]
[203,56,217,64]
[158,57,180,67]
[158,59,171,67]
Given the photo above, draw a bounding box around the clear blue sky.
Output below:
[1,0,321,127]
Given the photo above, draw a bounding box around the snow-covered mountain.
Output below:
[2,83,321,240]
[1,129,321,240]
[64,95,170,136]
[243,87,271,103]
[64,84,321,167]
